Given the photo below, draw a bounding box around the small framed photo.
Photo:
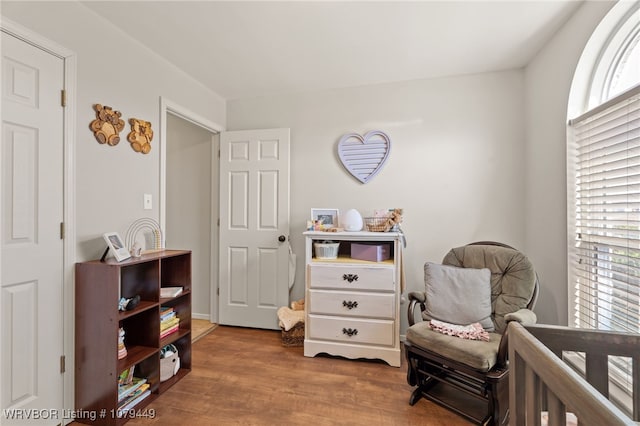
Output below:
[103,232,131,262]
[311,208,340,229]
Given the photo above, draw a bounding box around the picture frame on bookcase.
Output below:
[103,232,131,262]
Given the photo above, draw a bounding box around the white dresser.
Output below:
[303,231,403,367]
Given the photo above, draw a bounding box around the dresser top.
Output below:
[304,231,401,241]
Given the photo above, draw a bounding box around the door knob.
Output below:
[278,235,286,242]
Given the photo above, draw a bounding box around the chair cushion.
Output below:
[406,321,502,371]
[423,262,494,331]
[442,244,537,334]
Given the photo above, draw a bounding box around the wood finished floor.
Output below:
[191,319,217,343]
[123,325,471,426]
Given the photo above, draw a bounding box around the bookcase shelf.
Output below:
[118,301,158,320]
[117,346,157,372]
[75,250,192,425]
[159,288,191,304]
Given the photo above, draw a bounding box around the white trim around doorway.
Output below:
[159,97,224,323]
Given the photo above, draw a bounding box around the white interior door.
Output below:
[1,32,65,423]
[219,128,290,329]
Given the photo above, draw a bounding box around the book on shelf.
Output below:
[160,286,183,298]
[160,307,175,320]
[160,316,179,332]
[117,388,151,415]
[117,366,135,387]
[160,311,178,322]
[118,377,147,402]
[118,383,149,408]
[160,323,179,339]
[160,310,176,323]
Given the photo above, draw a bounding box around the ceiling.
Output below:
[81,1,584,100]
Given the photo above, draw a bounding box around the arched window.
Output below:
[589,6,640,107]
[567,1,639,415]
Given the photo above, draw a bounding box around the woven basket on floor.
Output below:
[281,322,304,347]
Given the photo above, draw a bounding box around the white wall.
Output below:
[228,0,617,332]
[1,1,226,261]
[524,1,614,325]
[2,0,617,332]
[228,70,526,333]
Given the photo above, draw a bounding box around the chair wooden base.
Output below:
[405,340,509,426]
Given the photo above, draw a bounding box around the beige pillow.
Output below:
[424,262,494,331]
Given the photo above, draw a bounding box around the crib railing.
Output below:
[508,322,639,425]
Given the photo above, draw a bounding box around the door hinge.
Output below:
[61,89,66,107]
[217,218,220,226]
[60,222,65,239]
[216,287,219,296]
[60,355,66,373]
[218,149,221,158]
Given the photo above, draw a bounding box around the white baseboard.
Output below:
[192,312,212,321]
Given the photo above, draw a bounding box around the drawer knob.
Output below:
[342,273,359,283]
[342,300,358,310]
[342,327,358,337]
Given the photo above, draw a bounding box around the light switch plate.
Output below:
[144,193,152,210]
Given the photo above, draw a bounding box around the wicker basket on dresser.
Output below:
[303,231,403,367]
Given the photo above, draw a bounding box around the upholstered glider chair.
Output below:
[404,242,539,425]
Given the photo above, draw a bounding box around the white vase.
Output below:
[343,209,363,231]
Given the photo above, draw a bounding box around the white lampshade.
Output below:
[343,209,363,231]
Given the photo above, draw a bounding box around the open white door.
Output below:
[218,128,290,329]
[1,32,65,424]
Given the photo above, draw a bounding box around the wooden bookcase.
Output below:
[75,250,192,425]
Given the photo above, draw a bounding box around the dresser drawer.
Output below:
[309,289,395,319]
[308,315,395,346]
[308,264,394,291]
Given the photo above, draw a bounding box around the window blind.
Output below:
[569,85,640,334]
[568,86,640,406]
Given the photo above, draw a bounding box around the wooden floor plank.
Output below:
[78,325,472,425]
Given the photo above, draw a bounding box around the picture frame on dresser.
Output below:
[311,208,339,228]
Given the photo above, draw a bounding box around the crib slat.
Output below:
[633,355,640,421]
[585,352,609,398]
[510,351,526,426]
[547,391,566,426]
[525,366,542,426]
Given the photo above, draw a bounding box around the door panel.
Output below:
[219,128,290,329]
[1,32,64,424]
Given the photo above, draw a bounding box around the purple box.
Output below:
[351,242,391,262]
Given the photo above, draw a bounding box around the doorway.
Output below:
[160,99,222,323]
[160,100,291,330]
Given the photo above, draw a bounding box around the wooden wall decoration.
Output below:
[90,104,125,146]
[337,130,391,184]
[127,118,153,154]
